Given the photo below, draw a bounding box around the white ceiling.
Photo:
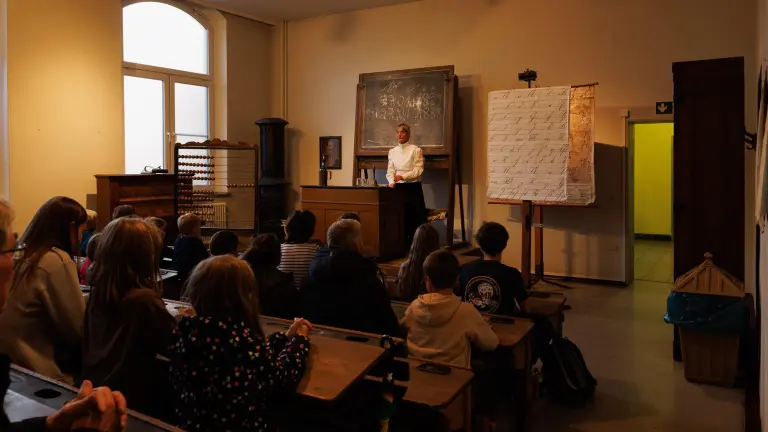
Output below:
[192,0,421,22]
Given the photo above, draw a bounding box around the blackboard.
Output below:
[357,66,454,153]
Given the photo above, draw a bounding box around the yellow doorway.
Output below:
[632,122,674,283]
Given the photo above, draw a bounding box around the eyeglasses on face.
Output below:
[0,243,25,259]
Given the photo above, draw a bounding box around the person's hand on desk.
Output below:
[387,183,395,188]
[46,380,128,431]
[175,305,197,321]
[287,318,313,340]
[394,175,404,182]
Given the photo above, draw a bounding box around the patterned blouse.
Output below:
[168,316,310,432]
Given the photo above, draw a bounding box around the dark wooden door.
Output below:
[673,57,745,280]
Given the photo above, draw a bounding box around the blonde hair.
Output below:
[397,123,411,136]
[177,213,201,236]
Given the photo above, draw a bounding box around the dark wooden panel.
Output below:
[673,57,745,279]
[300,186,404,259]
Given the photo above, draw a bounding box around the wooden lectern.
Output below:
[300,186,404,260]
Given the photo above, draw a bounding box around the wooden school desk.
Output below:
[263,322,386,403]
[523,295,567,337]
[162,302,388,404]
[7,365,182,431]
[393,301,536,430]
[269,318,475,430]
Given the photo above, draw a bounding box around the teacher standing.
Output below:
[387,123,427,246]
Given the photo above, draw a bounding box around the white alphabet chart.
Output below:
[487,85,595,204]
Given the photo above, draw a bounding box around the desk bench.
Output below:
[6,365,182,431]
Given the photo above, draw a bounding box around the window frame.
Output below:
[122,0,214,173]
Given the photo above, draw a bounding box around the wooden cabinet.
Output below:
[95,174,183,241]
[300,186,404,259]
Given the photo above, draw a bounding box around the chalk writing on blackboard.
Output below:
[487,87,571,202]
[360,69,449,151]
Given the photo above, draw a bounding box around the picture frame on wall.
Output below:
[320,136,342,169]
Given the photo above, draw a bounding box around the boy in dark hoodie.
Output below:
[300,219,401,337]
[400,250,498,368]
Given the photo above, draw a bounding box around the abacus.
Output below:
[174,141,259,235]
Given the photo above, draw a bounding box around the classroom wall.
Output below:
[283,0,757,283]
[219,12,275,229]
[7,0,124,228]
[633,123,673,237]
[4,1,277,231]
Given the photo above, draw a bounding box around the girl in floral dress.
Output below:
[168,255,312,431]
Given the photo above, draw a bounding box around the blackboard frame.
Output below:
[353,65,456,157]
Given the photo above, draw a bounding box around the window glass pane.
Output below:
[123,2,208,74]
[174,83,209,137]
[124,76,165,174]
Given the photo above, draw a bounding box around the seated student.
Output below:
[0,197,87,384]
[82,217,177,418]
[458,222,527,316]
[301,219,401,336]
[279,210,319,289]
[173,213,209,281]
[79,209,98,257]
[460,222,556,363]
[398,223,440,302]
[242,233,298,319]
[209,230,239,256]
[0,197,129,431]
[111,205,135,220]
[79,233,101,286]
[401,250,498,368]
[168,255,311,432]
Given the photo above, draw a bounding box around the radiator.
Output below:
[206,202,228,228]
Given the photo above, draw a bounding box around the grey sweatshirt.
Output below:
[0,248,85,383]
[400,292,499,367]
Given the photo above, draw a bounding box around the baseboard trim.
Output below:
[635,233,673,241]
[529,273,628,287]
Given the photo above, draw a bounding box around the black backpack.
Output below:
[543,337,597,406]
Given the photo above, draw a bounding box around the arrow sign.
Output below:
[656,101,674,115]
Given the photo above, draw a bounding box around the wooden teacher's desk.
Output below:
[300,185,405,260]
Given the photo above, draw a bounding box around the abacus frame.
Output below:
[173,143,260,235]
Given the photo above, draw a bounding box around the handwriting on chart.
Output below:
[487,86,570,202]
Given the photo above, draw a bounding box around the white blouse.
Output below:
[386,143,424,184]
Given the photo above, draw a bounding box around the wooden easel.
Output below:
[489,79,598,289]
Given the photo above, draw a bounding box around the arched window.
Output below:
[122,1,212,174]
